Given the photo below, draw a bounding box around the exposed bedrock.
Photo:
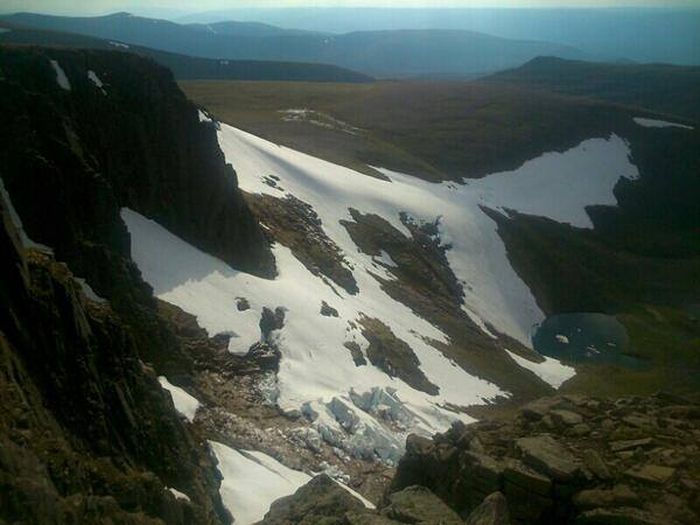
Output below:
[390,393,700,524]
[0,196,229,524]
[0,46,274,283]
[0,46,283,524]
[255,393,700,524]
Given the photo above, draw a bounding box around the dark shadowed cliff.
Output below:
[0,46,276,524]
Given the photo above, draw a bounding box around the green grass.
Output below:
[180,79,633,182]
[488,56,700,123]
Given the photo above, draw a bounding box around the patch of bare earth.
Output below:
[245,192,358,295]
[157,299,394,503]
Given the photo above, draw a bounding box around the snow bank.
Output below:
[505,349,575,389]
[219,125,636,349]
[210,441,373,523]
[210,441,311,525]
[123,124,637,461]
[49,60,71,91]
[157,376,201,422]
[167,487,190,502]
[633,117,694,130]
[468,134,638,229]
[87,70,103,88]
[87,70,107,95]
[74,277,107,303]
[123,207,493,450]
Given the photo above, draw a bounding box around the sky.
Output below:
[2,0,699,17]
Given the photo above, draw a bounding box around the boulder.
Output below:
[550,410,584,427]
[573,485,639,510]
[575,507,679,525]
[625,465,676,485]
[465,492,512,525]
[582,449,612,480]
[258,474,364,524]
[516,435,581,481]
[381,486,463,525]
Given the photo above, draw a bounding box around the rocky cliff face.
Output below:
[0,46,277,524]
[0,46,274,374]
[0,196,228,524]
[0,46,273,279]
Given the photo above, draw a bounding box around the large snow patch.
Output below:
[123,125,635,460]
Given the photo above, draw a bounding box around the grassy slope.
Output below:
[487,56,700,122]
[182,77,700,399]
[181,79,637,182]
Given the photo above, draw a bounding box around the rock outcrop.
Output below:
[390,394,700,524]
[0,46,273,279]
[0,195,228,523]
[0,45,280,524]
[257,474,464,525]
[0,46,273,377]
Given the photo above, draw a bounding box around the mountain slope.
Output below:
[0,46,256,524]
[3,42,700,524]
[0,22,373,82]
[180,79,649,181]
[1,11,586,77]
[182,74,700,401]
[487,56,700,122]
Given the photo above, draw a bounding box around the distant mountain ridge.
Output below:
[0,11,587,77]
[0,21,373,82]
[487,56,700,122]
[176,7,700,66]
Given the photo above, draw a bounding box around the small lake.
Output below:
[532,313,644,369]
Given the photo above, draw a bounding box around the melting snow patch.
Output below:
[633,117,694,130]
[279,108,362,135]
[49,60,71,91]
[108,40,130,49]
[87,70,106,94]
[74,277,107,303]
[468,134,638,229]
[168,487,190,502]
[158,376,201,422]
[210,442,311,525]
[87,70,103,88]
[373,250,398,268]
[505,349,575,389]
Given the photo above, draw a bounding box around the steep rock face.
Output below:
[390,393,700,524]
[0,197,229,524]
[0,45,273,376]
[0,45,281,524]
[0,46,273,279]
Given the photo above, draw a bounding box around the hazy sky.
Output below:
[2,0,698,17]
